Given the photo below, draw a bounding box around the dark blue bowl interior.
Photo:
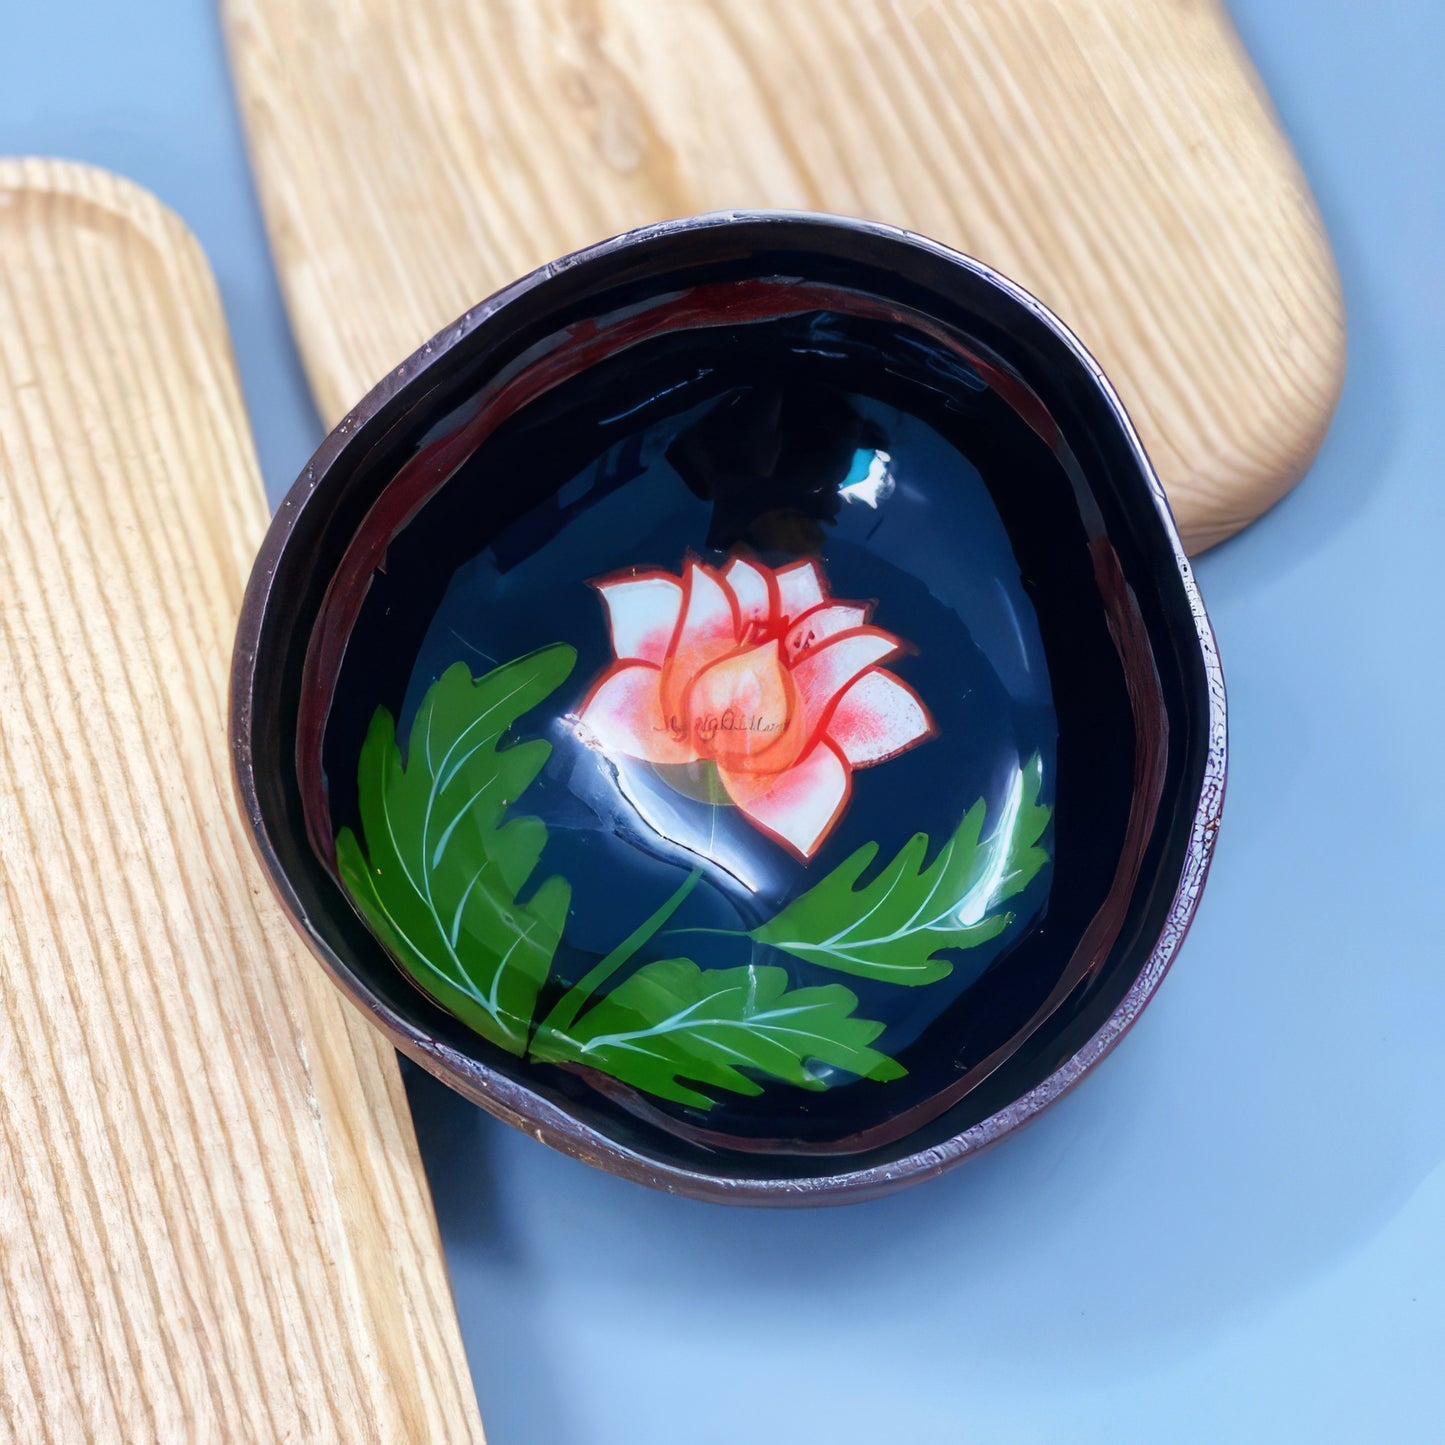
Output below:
[237,214,1220,1199]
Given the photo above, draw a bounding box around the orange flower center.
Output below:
[683,640,803,773]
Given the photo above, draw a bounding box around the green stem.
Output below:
[539,867,703,1038]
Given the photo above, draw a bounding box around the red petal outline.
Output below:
[783,601,873,661]
[577,660,698,765]
[722,556,778,630]
[791,625,908,740]
[774,558,828,620]
[721,739,854,862]
[823,666,938,767]
[676,554,742,648]
[589,571,685,664]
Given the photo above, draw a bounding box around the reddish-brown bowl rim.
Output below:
[230,210,1226,1205]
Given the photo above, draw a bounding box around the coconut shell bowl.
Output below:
[232,211,1225,1205]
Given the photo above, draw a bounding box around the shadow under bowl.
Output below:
[232,211,1225,1205]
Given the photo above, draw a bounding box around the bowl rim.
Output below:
[231,208,1226,1205]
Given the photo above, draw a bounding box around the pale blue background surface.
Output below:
[4,3,1441,1439]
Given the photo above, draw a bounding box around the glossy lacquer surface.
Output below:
[237,216,1222,1198]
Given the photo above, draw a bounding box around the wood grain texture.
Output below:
[0,159,484,1444]
[224,0,1344,553]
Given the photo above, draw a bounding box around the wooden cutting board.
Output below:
[224,0,1344,553]
[0,159,483,1443]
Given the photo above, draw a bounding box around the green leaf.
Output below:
[532,959,904,1109]
[750,754,1052,986]
[334,647,577,1055]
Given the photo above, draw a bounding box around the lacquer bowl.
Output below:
[232,211,1225,1205]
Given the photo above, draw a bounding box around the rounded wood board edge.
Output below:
[222,0,1344,554]
[0,157,484,1444]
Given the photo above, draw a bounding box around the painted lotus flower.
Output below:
[578,555,935,859]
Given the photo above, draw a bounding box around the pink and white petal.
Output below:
[578,663,697,765]
[723,558,776,629]
[721,741,852,860]
[775,559,826,621]
[678,559,740,648]
[593,572,684,664]
[661,560,744,722]
[784,602,869,661]
[825,668,935,767]
[790,627,903,736]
